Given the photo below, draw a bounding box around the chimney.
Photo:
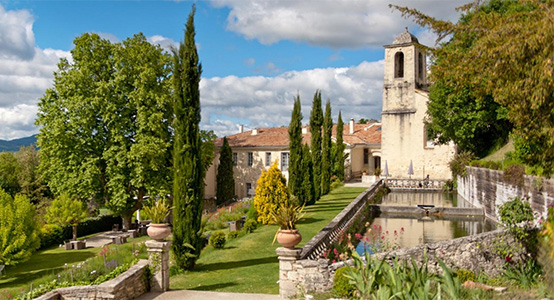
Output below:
[238,124,244,133]
[252,128,258,135]
[349,118,355,134]
[302,127,308,134]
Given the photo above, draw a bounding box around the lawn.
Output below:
[0,235,150,300]
[170,186,367,294]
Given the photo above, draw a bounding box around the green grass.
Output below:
[483,139,514,162]
[0,236,150,300]
[170,186,366,294]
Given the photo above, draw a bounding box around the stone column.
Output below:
[276,247,302,299]
[146,240,171,292]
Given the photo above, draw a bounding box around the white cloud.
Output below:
[147,35,179,53]
[209,0,467,48]
[200,60,384,137]
[0,4,35,60]
[0,104,39,140]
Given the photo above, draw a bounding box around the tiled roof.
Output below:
[215,122,381,148]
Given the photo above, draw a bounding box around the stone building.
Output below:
[204,122,381,199]
[380,29,456,180]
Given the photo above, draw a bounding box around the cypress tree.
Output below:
[216,137,235,205]
[336,111,346,181]
[309,90,323,201]
[301,143,315,205]
[321,100,332,195]
[172,5,204,270]
[288,95,303,199]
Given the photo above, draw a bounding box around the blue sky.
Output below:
[0,0,467,140]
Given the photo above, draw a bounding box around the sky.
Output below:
[0,0,468,140]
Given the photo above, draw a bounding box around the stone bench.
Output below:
[107,235,127,245]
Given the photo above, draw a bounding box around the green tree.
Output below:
[335,111,346,181]
[216,137,235,205]
[309,90,323,201]
[288,95,303,198]
[36,32,172,229]
[15,145,50,204]
[321,100,332,195]
[171,5,204,270]
[393,0,553,173]
[201,129,217,176]
[0,189,40,266]
[300,143,315,205]
[46,193,88,241]
[253,162,289,224]
[0,152,19,196]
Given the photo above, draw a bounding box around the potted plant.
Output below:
[270,200,305,249]
[374,167,382,177]
[362,168,368,176]
[143,198,172,241]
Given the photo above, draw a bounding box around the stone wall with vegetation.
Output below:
[282,229,523,297]
[458,166,554,220]
[34,260,148,300]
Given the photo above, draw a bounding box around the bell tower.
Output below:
[382,28,427,113]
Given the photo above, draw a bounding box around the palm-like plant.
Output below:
[269,200,305,230]
[143,199,171,223]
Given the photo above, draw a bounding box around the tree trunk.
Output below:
[122,215,132,231]
[72,225,77,241]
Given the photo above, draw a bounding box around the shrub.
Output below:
[253,162,289,224]
[449,151,475,178]
[227,230,240,239]
[333,267,355,298]
[209,231,226,249]
[39,224,64,248]
[330,178,343,191]
[39,215,122,249]
[246,203,258,220]
[503,164,525,187]
[455,269,475,283]
[243,219,258,233]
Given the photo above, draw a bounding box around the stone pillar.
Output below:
[276,247,302,299]
[146,240,171,292]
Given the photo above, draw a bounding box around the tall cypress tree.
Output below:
[336,111,346,181]
[216,137,235,205]
[288,95,303,199]
[309,90,323,201]
[172,5,203,270]
[321,100,332,195]
[301,143,315,205]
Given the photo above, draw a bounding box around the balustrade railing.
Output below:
[299,180,384,260]
[384,178,446,190]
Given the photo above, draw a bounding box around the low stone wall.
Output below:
[278,229,523,298]
[458,167,554,220]
[34,260,149,300]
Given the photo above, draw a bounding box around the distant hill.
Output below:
[0,135,38,152]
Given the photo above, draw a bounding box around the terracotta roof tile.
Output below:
[216,122,381,148]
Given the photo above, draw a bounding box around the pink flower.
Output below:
[381,236,385,240]
[401,227,405,232]
[386,231,389,235]
[355,233,362,239]
[334,248,339,255]
[378,225,382,231]
[333,260,336,263]
[373,224,377,229]
[394,230,397,235]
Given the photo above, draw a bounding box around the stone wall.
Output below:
[458,167,554,220]
[34,260,148,300]
[278,229,524,298]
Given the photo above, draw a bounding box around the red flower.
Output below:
[505,256,512,262]
[355,233,362,239]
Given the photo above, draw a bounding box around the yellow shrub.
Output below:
[253,162,289,224]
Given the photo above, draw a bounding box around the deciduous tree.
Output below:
[36,32,172,229]
[172,5,204,270]
[0,152,19,197]
[46,193,88,241]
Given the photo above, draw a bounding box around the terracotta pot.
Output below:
[147,223,171,241]
[276,229,302,249]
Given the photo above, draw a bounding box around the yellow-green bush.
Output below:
[253,162,289,224]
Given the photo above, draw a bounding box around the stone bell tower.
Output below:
[380,28,455,180]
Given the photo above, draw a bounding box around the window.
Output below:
[374,157,381,170]
[246,183,253,196]
[248,152,254,166]
[394,52,404,78]
[265,152,271,167]
[363,148,369,164]
[281,152,289,171]
[418,52,424,80]
[232,153,237,166]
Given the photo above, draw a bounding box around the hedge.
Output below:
[39,215,122,249]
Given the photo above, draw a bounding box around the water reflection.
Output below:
[355,191,496,255]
